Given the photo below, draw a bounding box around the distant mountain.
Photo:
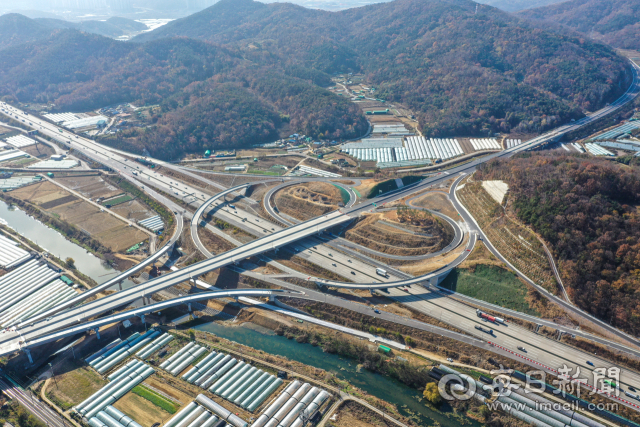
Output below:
[0,13,147,48]
[475,0,564,12]
[35,16,148,38]
[134,0,631,136]
[519,0,640,49]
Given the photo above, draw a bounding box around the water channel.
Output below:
[0,200,134,288]
[192,320,480,427]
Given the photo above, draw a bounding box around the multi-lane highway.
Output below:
[0,57,639,411]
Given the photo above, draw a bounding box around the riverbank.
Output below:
[0,200,136,289]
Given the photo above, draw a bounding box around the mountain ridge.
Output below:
[518,0,640,49]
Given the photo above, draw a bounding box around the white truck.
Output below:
[376,268,388,278]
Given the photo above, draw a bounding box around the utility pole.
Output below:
[49,363,58,389]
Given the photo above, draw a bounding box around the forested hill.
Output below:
[475,0,563,12]
[0,28,367,159]
[0,13,58,49]
[134,0,632,137]
[0,13,147,47]
[477,153,640,334]
[519,0,640,50]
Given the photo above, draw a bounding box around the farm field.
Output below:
[45,358,107,410]
[10,180,148,251]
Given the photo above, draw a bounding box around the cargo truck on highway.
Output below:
[376,268,388,278]
[477,309,505,324]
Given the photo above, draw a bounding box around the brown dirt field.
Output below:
[459,241,503,269]
[10,180,68,204]
[11,180,147,251]
[365,115,400,123]
[409,192,459,218]
[46,358,107,408]
[143,376,192,406]
[114,392,172,427]
[40,194,79,209]
[22,143,55,158]
[458,138,475,154]
[95,225,148,252]
[56,175,120,199]
[275,182,342,221]
[110,199,156,222]
[332,401,387,427]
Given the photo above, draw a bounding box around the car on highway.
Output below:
[517,346,526,352]
[332,263,337,267]
[351,271,356,275]
[447,358,454,363]
[586,361,594,366]
[373,309,380,313]
[630,386,637,392]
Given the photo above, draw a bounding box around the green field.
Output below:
[104,194,133,207]
[439,265,540,316]
[131,385,178,414]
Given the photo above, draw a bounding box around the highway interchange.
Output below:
[0,57,640,412]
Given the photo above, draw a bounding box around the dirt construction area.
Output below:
[274,182,342,221]
[343,209,454,256]
[409,191,459,219]
[10,180,148,251]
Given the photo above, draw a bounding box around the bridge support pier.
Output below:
[534,324,542,334]
[269,294,275,302]
[118,281,123,291]
[94,327,101,340]
[369,289,374,296]
[139,314,146,331]
[24,349,33,365]
[187,303,192,312]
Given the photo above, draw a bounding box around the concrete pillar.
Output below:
[139,314,145,324]
[94,327,101,340]
[25,349,33,365]
[187,303,192,312]
[534,324,542,334]
[118,281,123,291]
[269,295,275,302]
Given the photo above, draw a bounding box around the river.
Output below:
[191,319,480,427]
[0,200,135,288]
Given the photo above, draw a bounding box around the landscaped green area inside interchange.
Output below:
[439,265,540,316]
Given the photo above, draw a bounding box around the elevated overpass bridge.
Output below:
[0,58,639,359]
